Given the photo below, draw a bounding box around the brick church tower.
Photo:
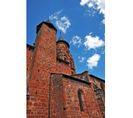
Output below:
[27,21,105,118]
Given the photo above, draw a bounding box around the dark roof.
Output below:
[73,71,88,76]
[72,71,105,82]
[63,74,90,85]
[89,74,105,82]
[36,21,57,33]
[27,44,35,50]
[56,40,70,48]
[51,73,90,85]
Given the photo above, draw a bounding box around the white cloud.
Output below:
[56,16,71,33]
[78,56,85,63]
[87,53,100,69]
[102,19,105,24]
[85,9,96,16]
[70,35,82,47]
[49,10,71,33]
[84,34,104,50]
[49,10,63,20]
[80,0,105,15]
[80,0,89,6]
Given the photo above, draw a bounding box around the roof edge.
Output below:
[56,40,70,48]
[89,74,105,82]
[51,73,91,85]
[36,21,57,34]
[27,44,35,50]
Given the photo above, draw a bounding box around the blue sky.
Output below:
[27,0,105,80]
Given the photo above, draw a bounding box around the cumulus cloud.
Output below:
[80,0,105,15]
[55,16,71,33]
[49,10,71,33]
[78,56,85,63]
[84,34,104,50]
[70,35,82,47]
[87,53,100,69]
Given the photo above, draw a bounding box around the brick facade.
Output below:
[27,21,105,118]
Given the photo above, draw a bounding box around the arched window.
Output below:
[78,89,84,112]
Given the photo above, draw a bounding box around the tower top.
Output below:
[36,20,57,34]
[57,35,70,48]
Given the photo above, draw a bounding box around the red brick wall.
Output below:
[56,63,72,75]
[49,74,64,118]
[63,77,102,118]
[49,74,102,118]
[27,22,57,118]
[56,41,76,75]
[89,75,105,118]
[27,48,33,81]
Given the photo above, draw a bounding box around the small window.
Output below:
[78,89,84,111]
